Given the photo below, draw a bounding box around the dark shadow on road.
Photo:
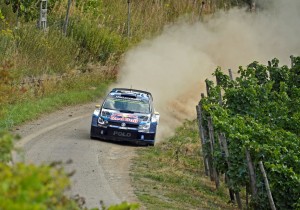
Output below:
[88,136,151,147]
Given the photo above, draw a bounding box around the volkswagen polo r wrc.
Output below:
[90,88,159,146]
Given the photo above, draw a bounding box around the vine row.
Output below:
[196,56,300,209]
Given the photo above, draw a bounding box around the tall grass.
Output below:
[0,30,15,61]
[15,25,78,76]
[68,17,128,64]
[0,71,112,130]
[1,0,249,76]
[99,0,202,40]
[132,120,237,210]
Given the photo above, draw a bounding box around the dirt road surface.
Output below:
[13,102,140,209]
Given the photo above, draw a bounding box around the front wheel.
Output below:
[90,127,97,140]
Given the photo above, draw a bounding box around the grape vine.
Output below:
[198,57,300,209]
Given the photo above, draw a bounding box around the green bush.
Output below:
[0,162,81,210]
[0,132,78,210]
[0,130,15,163]
[68,17,128,64]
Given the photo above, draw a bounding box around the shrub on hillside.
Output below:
[15,25,78,76]
[68,17,128,64]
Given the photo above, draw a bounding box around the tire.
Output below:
[148,142,155,146]
[90,127,97,140]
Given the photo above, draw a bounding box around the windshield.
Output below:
[103,97,150,114]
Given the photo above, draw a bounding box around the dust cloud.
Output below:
[113,0,300,140]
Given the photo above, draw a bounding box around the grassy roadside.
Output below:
[0,73,112,130]
[131,120,237,210]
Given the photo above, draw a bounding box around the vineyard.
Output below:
[1,0,299,209]
[197,56,300,209]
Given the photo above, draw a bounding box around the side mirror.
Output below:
[95,105,101,109]
[154,111,160,124]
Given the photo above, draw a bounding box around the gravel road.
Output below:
[13,102,140,209]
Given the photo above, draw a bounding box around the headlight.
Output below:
[98,117,108,125]
[101,111,111,117]
[151,115,157,123]
[138,123,150,131]
[139,116,149,122]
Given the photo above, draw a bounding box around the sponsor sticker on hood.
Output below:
[110,113,139,123]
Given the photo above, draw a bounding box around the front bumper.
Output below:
[90,126,155,145]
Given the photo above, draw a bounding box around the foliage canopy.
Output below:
[201,57,300,209]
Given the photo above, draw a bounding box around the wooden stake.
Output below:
[207,116,220,189]
[225,174,235,203]
[259,161,276,210]
[235,191,243,209]
[216,74,223,106]
[63,0,72,35]
[196,103,209,176]
[205,79,210,96]
[220,133,236,203]
[290,55,294,68]
[227,70,243,208]
[228,69,233,80]
[246,149,257,198]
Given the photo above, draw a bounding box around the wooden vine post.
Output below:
[204,80,216,182]
[246,149,257,198]
[259,161,276,210]
[217,71,242,206]
[63,0,72,36]
[207,116,220,189]
[228,68,243,209]
[197,81,212,182]
[196,93,209,176]
[228,69,233,80]
[219,132,236,204]
[290,55,294,68]
[228,66,258,206]
[127,0,131,37]
[205,78,220,187]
